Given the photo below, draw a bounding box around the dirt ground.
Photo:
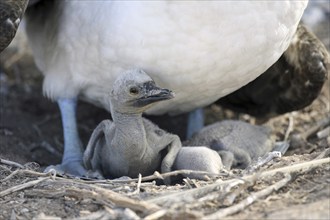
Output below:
[0,9,329,220]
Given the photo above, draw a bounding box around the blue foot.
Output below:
[44,160,87,177]
[44,98,88,177]
[186,108,204,139]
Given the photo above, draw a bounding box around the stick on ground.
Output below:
[0,158,24,169]
[0,177,50,197]
[202,174,292,219]
[147,158,329,205]
[0,169,54,182]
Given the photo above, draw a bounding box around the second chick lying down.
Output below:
[185,120,275,169]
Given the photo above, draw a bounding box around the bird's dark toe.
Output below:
[44,161,89,178]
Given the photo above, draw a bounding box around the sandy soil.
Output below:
[0,8,329,220]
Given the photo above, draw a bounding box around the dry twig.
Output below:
[24,178,161,214]
[144,209,168,220]
[284,114,294,141]
[147,158,329,205]
[128,173,142,195]
[0,169,55,182]
[112,169,223,183]
[202,174,292,219]
[222,180,252,206]
[244,151,282,174]
[0,168,161,214]
[0,177,50,197]
[291,117,330,142]
[314,148,330,160]
[0,158,24,169]
[317,126,330,139]
[78,182,160,213]
[65,169,225,185]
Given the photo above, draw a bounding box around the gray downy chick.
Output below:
[83,69,223,182]
[185,120,274,169]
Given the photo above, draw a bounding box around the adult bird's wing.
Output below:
[217,24,329,119]
[0,0,29,52]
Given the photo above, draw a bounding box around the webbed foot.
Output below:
[44,160,87,177]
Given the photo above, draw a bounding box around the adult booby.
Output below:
[1,1,328,176]
[83,69,223,182]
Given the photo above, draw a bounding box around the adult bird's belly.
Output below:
[29,1,307,115]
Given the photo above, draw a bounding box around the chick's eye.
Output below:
[129,87,139,95]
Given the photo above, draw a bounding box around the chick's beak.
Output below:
[147,87,175,101]
[135,82,175,107]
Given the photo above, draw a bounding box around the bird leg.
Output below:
[44,98,88,177]
[186,108,204,138]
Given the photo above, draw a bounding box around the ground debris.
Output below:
[0,152,329,219]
